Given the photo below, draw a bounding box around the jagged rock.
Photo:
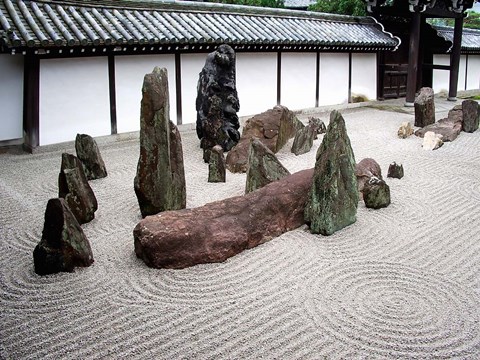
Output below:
[422,131,443,150]
[363,177,391,209]
[75,134,107,180]
[397,121,414,139]
[196,44,240,161]
[462,100,480,133]
[355,158,383,194]
[304,110,358,236]
[58,153,98,224]
[415,105,462,142]
[33,198,94,275]
[291,125,316,156]
[246,138,290,194]
[387,162,404,179]
[134,67,186,218]
[134,168,314,269]
[308,117,326,139]
[208,145,226,183]
[226,105,304,173]
[414,87,435,127]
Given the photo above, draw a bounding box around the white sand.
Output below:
[1,106,480,359]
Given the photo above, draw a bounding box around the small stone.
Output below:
[462,100,480,133]
[387,162,404,179]
[308,116,326,139]
[422,131,443,150]
[33,198,94,275]
[397,121,414,139]
[75,134,107,180]
[291,125,316,155]
[208,145,226,183]
[363,177,391,209]
[245,138,290,194]
[355,158,383,195]
[414,87,435,127]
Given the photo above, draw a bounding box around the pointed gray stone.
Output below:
[75,134,107,180]
[291,125,316,156]
[208,145,226,183]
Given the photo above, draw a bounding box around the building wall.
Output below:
[432,54,471,93]
[466,55,480,90]
[351,53,377,101]
[115,54,176,133]
[39,57,110,145]
[319,53,349,106]
[0,54,24,142]
[181,54,206,125]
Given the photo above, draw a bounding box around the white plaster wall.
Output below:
[466,55,480,90]
[0,54,24,141]
[236,52,277,117]
[351,53,377,100]
[433,55,450,93]
[39,57,110,145]
[458,55,467,91]
[280,52,316,110]
[181,54,206,125]
[115,55,176,132]
[319,53,349,106]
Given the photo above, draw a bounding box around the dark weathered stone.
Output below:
[134,169,313,269]
[134,67,186,218]
[33,198,94,275]
[208,145,226,183]
[304,110,358,236]
[58,153,97,224]
[355,158,383,195]
[245,138,290,194]
[291,125,316,156]
[462,99,480,133]
[414,87,435,127]
[415,105,462,142]
[363,177,391,209]
[387,162,404,179]
[196,44,240,161]
[226,105,304,173]
[308,116,326,139]
[75,134,107,180]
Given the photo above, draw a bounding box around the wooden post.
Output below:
[448,16,463,101]
[175,53,182,125]
[276,51,281,105]
[108,54,117,135]
[405,11,421,106]
[23,53,40,152]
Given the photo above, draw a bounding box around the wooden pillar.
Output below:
[448,16,463,100]
[175,53,182,125]
[23,53,40,152]
[377,52,385,100]
[405,11,421,106]
[276,51,281,105]
[108,54,117,135]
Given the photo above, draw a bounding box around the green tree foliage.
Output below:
[429,11,480,30]
[207,0,284,8]
[308,0,366,16]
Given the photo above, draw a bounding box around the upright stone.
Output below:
[304,110,358,236]
[75,134,107,180]
[196,44,240,161]
[414,87,435,127]
[33,198,94,275]
[291,125,316,156]
[208,145,226,183]
[134,67,186,218]
[245,138,290,194]
[308,116,326,139]
[462,99,480,133]
[363,177,391,209]
[58,153,98,224]
[387,162,404,179]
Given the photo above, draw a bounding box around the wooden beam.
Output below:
[23,53,40,152]
[448,16,464,100]
[405,11,421,106]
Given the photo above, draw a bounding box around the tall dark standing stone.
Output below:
[196,44,240,162]
[75,134,107,180]
[304,110,358,236]
[462,99,480,133]
[414,87,435,127]
[58,153,98,224]
[134,67,186,218]
[33,198,94,275]
[208,145,226,183]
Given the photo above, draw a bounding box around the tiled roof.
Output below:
[0,0,400,52]
[435,25,480,52]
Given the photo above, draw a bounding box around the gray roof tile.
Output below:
[435,25,480,52]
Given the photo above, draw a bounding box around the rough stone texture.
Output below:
[33,198,94,275]
[355,158,383,195]
[308,116,326,139]
[58,153,98,224]
[291,125,316,155]
[196,44,240,161]
[462,99,480,133]
[414,87,435,127]
[75,134,107,180]
[415,105,462,142]
[134,67,186,218]
[387,162,404,179]
[363,177,391,209]
[226,105,304,173]
[304,110,358,236]
[134,168,314,269]
[397,121,414,139]
[422,131,444,150]
[245,138,290,194]
[208,145,226,183]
